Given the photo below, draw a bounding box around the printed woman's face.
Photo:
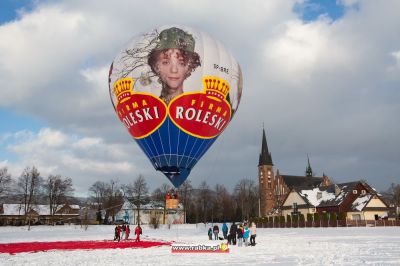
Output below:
[155,48,190,93]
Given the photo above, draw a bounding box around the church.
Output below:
[258,128,332,216]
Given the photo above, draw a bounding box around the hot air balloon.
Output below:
[109,25,243,187]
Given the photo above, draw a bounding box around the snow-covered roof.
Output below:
[351,195,372,211]
[33,205,51,215]
[299,187,336,207]
[1,204,80,215]
[2,204,24,215]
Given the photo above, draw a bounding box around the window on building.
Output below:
[293,203,298,214]
[353,190,358,194]
[317,192,322,199]
[361,190,366,195]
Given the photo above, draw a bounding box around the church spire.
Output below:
[258,127,273,166]
[305,154,313,177]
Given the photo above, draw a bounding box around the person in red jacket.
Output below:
[135,225,142,242]
[114,225,121,242]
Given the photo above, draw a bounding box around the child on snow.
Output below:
[237,224,244,247]
[243,224,250,246]
[208,227,213,240]
[135,225,142,242]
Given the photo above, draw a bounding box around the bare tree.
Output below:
[16,166,42,229]
[152,183,171,224]
[0,167,12,196]
[89,181,108,223]
[198,181,211,224]
[234,178,258,222]
[178,180,193,223]
[382,183,400,206]
[103,179,124,223]
[214,184,234,222]
[124,174,149,225]
[44,174,74,225]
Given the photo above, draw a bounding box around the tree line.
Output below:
[1,166,400,225]
[87,175,261,224]
[0,166,73,227]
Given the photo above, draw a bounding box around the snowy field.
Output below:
[1,224,400,265]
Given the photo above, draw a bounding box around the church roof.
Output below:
[258,128,273,166]
[280,175,324,189]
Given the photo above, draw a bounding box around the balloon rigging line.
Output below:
[198,138,216,160]
[167,117,172,166]
[186,139,206,168]
[184,138,198,169]
[176,122,181,162]
[135,140,152,166]
[187,138,213,168]
[148,134,163,167]
[140,138,159,168]
[156,128,169,167]
[178,133,190,167]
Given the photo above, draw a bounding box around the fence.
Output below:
[256,219,400,228]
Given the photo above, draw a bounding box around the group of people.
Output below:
[114,224,142,242]
[208,222,257,247]
[165,189,179,200]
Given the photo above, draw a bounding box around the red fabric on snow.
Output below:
[0,239,170,254]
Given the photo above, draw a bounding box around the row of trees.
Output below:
[89,175,149,225]
[3,165,400,226]
[87,176,260,225]
[0,166,74,227]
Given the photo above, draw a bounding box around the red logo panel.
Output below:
[116,93,167,139]
[169,92,231,139]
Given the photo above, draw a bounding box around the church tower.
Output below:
[305,155,313,177]
[258,127,275,216]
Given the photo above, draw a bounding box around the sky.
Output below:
[0,0,399,196]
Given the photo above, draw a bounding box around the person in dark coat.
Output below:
[114,225,121,242]
[213,224,219,240]
[208,227,213,240]
[125,224,130,240]
[229,222,237,245]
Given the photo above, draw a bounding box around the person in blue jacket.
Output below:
[222,222,228,240]
[243,223,250,246]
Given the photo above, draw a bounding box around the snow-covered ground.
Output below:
[1,224,399,265]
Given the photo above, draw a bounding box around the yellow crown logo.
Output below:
[113,78,135,103]
[202,76,230,101]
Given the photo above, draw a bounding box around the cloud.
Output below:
[2,128,143,195]
[0,0,399,194]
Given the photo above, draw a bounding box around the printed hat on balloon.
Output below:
[109,25,243,188]
[154,27,195,53]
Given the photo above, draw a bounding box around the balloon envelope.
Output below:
[109,25,243,187]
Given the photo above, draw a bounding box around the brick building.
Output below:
[258,128,331,216]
